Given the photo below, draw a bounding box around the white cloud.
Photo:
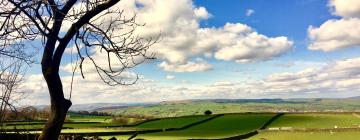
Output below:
[308,0,360,51]
[194,7,212,19]
[159,59,213,72]
[329,0,360,18]
[214,32,293,63]
[246,9,255,16]
[21,58,360,105]
[61,0,293,72]
[165,75,176,80]
[261,58,360,94]
[106,0,294,72]
[308,18,360,51]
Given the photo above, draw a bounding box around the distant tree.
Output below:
[90,111,99,116]
[0,58,27,126]
[204,110,212,115]
[21,106,38,120]
[38,107,51,120]
[79,111,90,115]
[111,116,129,125]
[0,0,158,139]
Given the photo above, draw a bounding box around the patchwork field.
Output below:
[3,112,360,140]
[134,113,275,139]
[101,98,360,118]
[132,115,212,129]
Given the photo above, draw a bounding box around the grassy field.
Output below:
[67,114,112,122]
[4,113,360,140]
[133,115,211,129]
[134,113,274,139]
[249,131,360,140]
[268,113,360,129]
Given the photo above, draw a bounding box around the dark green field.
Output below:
[135,113,274,139]
[133,115,211,129]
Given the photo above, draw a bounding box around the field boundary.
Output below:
[260,127,360,132]
[259,113,285,130]
[187,113,284,140]
[129,114,225,139]
[103,114,216,128]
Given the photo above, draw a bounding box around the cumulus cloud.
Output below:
[214,31,293,63]
[99,0,294,72]
[329,0,360,18]
[159,59,213,72]
[308,0,360,51]
[22,58,360,105]
[194,7,212,19]
[308,18,360,51]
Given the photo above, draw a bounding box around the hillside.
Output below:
[92,97,360,118]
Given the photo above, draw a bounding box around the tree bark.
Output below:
[38,69,72,140]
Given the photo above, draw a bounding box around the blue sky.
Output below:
[22,0,360,105]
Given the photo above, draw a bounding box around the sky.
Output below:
[19,0,360,105]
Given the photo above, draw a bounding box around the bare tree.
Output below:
[0,58,27,132]
[0,0,157,139]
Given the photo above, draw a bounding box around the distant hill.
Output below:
[69,103,157,111]
[347,96,360,99]
[34,96,360,116]
[91,96,360,117]
[34,103,156,111]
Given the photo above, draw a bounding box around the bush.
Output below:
[111,117,129,125]
[204,110,212,115]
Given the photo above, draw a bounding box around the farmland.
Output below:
[134,113,275,139]
[268,113,360,129]
[250,131,360,140]
[99,98,360,118]
[3,98,360,139]
[3,112,360,140]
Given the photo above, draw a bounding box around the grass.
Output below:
[4,113,360,140]
[133,115,212,129]
[67,115,112,123]
[248,130,360,140]
[60,128,137,133]
[1,115,117,131]
[136,113,274,139]
[268,113,360,129]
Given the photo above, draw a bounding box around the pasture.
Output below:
[2,112,360,140]
[114,113,276,139]
[268,113,360,129]
[250,131,360,140]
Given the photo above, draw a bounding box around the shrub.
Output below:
[204,110,212,115]
[111,117,129,125]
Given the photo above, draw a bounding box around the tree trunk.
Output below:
[38,70,72,140]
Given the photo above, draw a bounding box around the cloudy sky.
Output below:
[21,0,360,105]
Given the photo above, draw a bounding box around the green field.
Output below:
[249,131,360,140]
[133,115,211,129]
[268,113,360,129]
[135,114,274,139]
[4,113,360,140]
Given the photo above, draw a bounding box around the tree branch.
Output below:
[53,0,121,70]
